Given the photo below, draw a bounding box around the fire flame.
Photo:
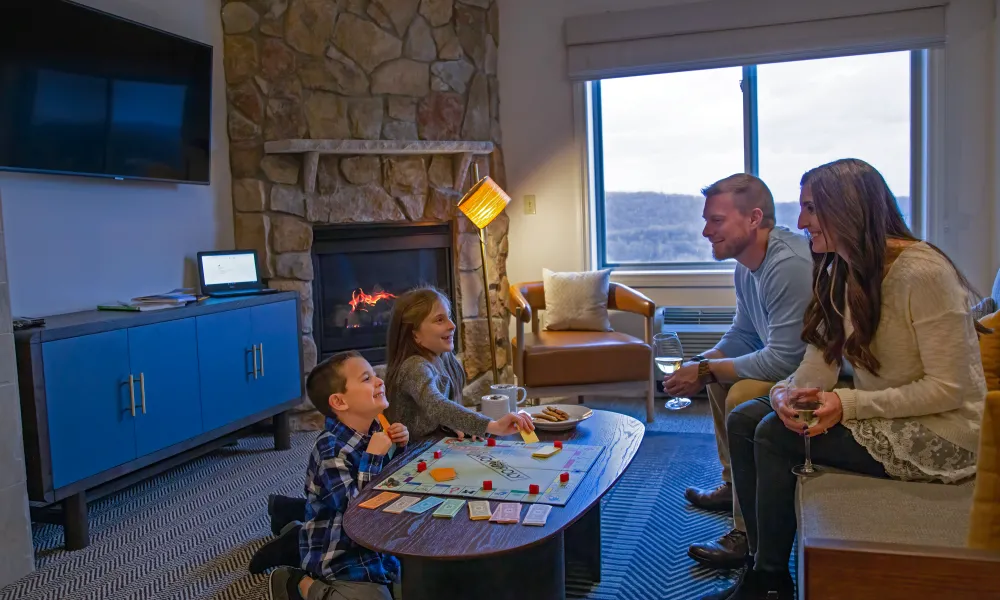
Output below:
[349,288,396,313]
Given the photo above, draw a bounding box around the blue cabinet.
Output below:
[15,293,302,550]
[197,300,301,428]
[43,319,204,487]
[251,301,301,415]
[129,319,202,457]
[43,330,134,489]
[197,309,254,431]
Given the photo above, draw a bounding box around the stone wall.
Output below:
[220,0,510,430]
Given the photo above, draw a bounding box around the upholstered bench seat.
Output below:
[797,472,974,548]
[512,331,651,388]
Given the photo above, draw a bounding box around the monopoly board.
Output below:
[373,437,604,506]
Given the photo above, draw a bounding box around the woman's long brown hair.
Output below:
[800,158,982,376]
[384,286,452,400]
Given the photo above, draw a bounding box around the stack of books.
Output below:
[98,289,204,312]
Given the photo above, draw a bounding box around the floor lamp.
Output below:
[457,164,510,384]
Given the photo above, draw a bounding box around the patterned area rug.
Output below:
[1,430,740,600]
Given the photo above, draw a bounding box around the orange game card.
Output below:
[359,491,400,509]
[430,467,456,482]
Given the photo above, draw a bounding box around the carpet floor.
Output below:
[1,421,744,600]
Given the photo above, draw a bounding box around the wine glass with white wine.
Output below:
[654,332,691,410]
[788,382,824,477]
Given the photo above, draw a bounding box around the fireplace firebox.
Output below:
[311,222,456,364]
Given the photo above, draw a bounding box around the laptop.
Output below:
[197,250,278,297]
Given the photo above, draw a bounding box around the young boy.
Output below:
[267,351,409,600]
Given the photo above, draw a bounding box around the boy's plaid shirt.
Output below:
[299,416,401,584]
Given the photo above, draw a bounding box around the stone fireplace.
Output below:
[220,0,508,429]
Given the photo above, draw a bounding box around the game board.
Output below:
[374,437,604,506]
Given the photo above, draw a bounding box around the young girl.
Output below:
[384,286,533,440]
[252,288,534,573]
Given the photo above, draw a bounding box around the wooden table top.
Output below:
[343,409,645,560]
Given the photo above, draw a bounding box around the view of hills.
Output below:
[604,191,911,264]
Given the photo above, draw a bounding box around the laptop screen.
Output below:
[200,252,258,286]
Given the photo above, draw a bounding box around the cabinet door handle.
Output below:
[259,343,264,377]
[252,345,259,379]
[128,374,136,417]
[140,373,146,414]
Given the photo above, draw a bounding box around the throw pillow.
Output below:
[542,268,612,331]
[972,297,998,322]
[978,310,1000,392]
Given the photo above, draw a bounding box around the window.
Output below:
[592,51,919,270]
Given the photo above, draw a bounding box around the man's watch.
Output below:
[693,355,716,384]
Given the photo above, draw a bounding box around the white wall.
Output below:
[499,0,735,311]
[0,0,233,317]
[499,0,999,310]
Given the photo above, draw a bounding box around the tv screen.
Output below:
[0,0,213,185]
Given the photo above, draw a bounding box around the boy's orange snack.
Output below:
[377,413,390,432]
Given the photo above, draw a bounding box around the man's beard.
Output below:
[712,234,751,261]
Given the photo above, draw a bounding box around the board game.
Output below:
[374,437,604,506]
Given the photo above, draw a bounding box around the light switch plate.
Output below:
[524,194,536,215]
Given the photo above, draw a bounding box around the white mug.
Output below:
[490,383,527,413]
[480,394,511,420]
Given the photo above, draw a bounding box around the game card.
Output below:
[491,502,521,524]
[531,445,561,458]
[432,498,465,518]
[383,496,420,514]
[468,501,492,520]
[404,496,446,514]
[358,491,400,510]
[522,503,552,526]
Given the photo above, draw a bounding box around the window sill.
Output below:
[610,269,736,289]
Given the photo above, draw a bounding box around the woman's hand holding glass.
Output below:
[805,392,843,437]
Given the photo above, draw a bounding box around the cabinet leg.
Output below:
[64,492,90,550]
[274,411,291,451]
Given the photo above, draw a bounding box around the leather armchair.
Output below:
[509,281,657,422]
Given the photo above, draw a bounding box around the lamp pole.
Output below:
[472,164,500,383]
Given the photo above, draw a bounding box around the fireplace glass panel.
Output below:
[312,223,455,363]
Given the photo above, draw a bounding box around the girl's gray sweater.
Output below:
[385,353,491,438]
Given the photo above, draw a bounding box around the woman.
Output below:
[711,158,986,600]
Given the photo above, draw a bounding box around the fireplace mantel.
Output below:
[264,139,495,193]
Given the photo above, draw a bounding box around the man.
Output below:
[664,173,813,571]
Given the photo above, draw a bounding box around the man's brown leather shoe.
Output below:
[688,528,749,569]
[684,482,732,512]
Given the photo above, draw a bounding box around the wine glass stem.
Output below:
[803,435,813,471]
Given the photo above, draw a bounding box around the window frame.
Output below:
[590,50,927,272]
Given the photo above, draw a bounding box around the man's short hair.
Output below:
[305,350,362,419]
[701,173,776,228]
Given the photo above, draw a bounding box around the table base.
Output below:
[402,533,566,600]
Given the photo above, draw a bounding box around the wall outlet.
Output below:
[524,194,537,215]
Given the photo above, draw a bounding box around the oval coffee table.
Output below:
[343,409,644,600]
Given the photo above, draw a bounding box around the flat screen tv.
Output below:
[0,0,213,185]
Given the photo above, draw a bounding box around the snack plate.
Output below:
[522,404,594,432]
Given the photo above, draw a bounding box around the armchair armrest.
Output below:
[509,285,532,323]
[608,283,655,318]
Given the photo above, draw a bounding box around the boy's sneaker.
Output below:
[267,567,307,600]
[250,523,302,574]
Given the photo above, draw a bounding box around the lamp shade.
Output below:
[457,176,511,229]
